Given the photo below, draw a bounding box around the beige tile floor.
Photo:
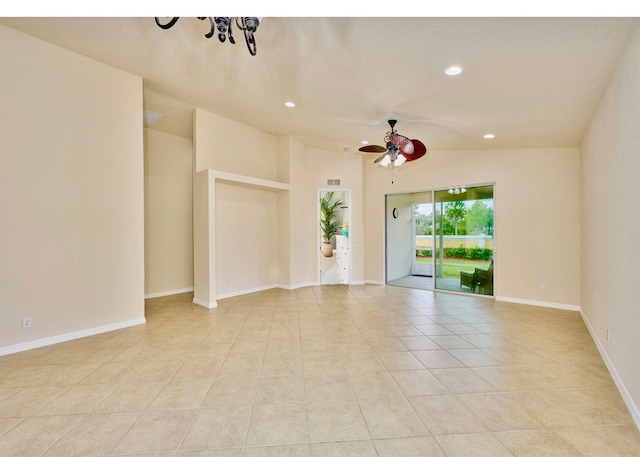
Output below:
[1,285,639,456]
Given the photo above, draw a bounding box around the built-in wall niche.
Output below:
[215,183,277,294]
[193,169,290,308]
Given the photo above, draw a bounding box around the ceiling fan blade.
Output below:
[359,145,386,153]
[373,152,388,163]
[389,133,414,155]
[402,139,427,161]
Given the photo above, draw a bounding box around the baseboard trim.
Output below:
[580,309,640,431]
[145,287,194,299]
[366,280,386,285]
[278,282,318,290]
[193,298,217,309]
[495,295,580,312]
[216,284,279,300]
[0,317,146,357]
[213,280,371,298]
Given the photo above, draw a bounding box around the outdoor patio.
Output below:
[387,275,490,296]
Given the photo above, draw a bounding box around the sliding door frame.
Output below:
[384,182,496,296]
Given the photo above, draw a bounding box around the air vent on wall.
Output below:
[327,179,341,186]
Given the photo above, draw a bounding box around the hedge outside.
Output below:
[416,245,493,261]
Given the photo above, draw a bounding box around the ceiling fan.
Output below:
[359,119,427,167]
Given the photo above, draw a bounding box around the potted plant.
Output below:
[320,191,343,257]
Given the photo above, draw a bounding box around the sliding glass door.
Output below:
[412,197,433,277]
[385,184,494,296]
[433,185,494,295]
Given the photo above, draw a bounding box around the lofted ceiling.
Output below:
[1,16,638,153]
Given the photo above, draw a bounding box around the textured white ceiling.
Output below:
[1,17,638,152]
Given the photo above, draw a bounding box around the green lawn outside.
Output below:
[416,257,492,277]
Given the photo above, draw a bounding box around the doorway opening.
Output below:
[385,184,495,296]
[318,189,350,284]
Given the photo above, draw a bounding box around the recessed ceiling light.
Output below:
[361,141,369,145]
[284,101,295,108]
[484,133,496,139]
[445,66,463,76]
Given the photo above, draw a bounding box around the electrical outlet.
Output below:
[22,317,32,328]
[539,285,546,293]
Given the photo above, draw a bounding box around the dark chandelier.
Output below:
[155,17,261,56]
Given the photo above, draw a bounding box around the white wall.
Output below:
[385,193,414,281]
[215,183,278,295]
[288,138,317,287]
[144,128,193,297]
[192,171,214,306]
[192,107,368,294]
[193,108,278,180]
[192,108,286,302]
[365,147,581,308]
[306,148,365,284]
[0,25,145,352]
[580,23,640,427]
